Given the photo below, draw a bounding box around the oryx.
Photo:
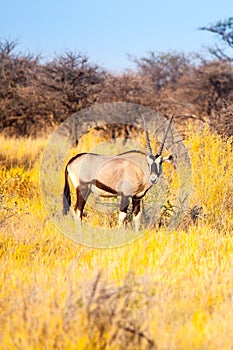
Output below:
[63,116,174,231]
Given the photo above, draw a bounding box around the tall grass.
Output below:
[186,127,233,231]
[0,126,233,349]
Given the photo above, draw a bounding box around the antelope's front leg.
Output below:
[132,197,141,232]
[118,195,130,227]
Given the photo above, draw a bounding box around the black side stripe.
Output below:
[91,179,117,195]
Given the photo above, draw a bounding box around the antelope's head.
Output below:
[142,115,174,184]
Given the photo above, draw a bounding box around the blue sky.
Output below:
[1,0,233,72]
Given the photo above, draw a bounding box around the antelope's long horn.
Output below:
[157,115,174,156]
[142,115,152,155]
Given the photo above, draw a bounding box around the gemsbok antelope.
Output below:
[63,116,174,231]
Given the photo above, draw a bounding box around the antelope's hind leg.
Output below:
[73,185,90,222]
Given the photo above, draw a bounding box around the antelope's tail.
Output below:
[63,166,71,215]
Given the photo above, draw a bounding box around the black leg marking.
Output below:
[120,195,130,213]
[132,197,140,216]
[118,195,130,227]
[132,197,141,231]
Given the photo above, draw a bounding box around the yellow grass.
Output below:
[0,127,233,349]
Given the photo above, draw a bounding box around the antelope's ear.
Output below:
[162,154,173,163]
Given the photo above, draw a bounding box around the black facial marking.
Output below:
[149,154,159,161]
[151,162,156,173]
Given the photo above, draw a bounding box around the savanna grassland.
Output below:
[0,126,233,350]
